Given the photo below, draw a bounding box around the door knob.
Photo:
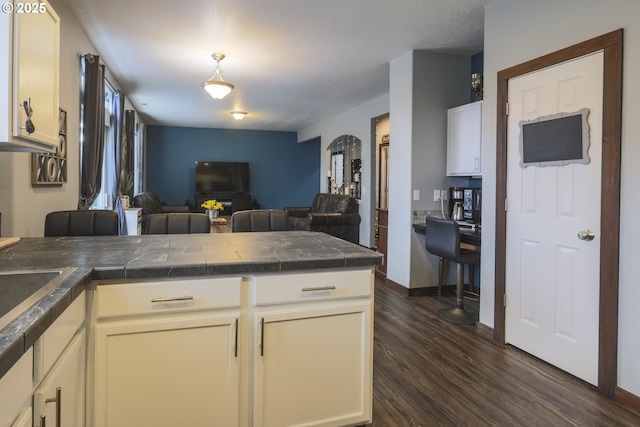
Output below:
[577,230,595,241]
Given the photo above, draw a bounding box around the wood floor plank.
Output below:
[371,280,640,426]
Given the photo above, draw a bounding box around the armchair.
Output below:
[285,193,361,243]
[132,191,190,234]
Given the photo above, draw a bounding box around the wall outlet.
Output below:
[440,189,448,201]
[433,190,441,201]
[413,190,420,201]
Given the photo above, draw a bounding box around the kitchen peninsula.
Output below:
[0,231,382,427]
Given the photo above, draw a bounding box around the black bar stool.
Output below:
[425,217,480,325]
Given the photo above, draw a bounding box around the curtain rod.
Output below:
[81,53,98,63]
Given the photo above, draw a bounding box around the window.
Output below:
[91,82,117,209]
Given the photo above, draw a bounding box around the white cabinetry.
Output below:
[252,269,373,427]
[92,278,241,427]
[123,208,142,235]
[0,348,32,427]
[0,0,60,152]
[89,268,374,427]
[33,330,85,427]
[1,292,85,427]
[33,292,86,427]
[447,101,483,176]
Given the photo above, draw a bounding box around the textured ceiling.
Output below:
[60,0,490,131]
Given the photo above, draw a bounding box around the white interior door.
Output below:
[505,52,603,385]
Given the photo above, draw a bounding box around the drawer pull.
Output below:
[301,286,336,292]
[151,295,194,303]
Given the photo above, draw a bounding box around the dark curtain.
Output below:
[123,110,136,197]
[78,55,105,210]
[109,91,127,235]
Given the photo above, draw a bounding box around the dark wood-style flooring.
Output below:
[371,280,640,426]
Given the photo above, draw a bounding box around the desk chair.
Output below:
[145,213,211,234]
[231,210,291,232]
[425,217,480,325]
[44,210,119,237]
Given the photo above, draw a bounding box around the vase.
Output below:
[207,209,219,221]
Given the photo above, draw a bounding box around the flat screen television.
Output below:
[195,161,250,194]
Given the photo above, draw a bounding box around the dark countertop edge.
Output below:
[0,255,381,380]
[0,267,92,379]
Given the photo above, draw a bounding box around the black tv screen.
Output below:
[195,161,250,193]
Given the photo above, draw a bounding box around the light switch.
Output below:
[413,190,420,201]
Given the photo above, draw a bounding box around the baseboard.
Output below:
[378,277,410,295]
[476,321,494,340]
[615,387,640,415]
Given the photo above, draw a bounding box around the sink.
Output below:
[0,268,76,332]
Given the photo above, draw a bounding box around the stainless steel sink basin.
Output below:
[0,268,76,332]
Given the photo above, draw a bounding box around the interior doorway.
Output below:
[372,114,390,276]
[494,30,622,396]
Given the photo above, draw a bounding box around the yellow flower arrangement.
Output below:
[201,199,224,211]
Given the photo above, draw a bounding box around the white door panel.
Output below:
[506,52,603,385]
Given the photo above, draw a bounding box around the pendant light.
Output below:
[202,53,234,100]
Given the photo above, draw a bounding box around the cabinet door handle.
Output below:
[301,286,336,292]
[259,317,265,357]
[44,386,61,427]
[474,156,480,172]
[234,318,239,358]
[150,295,194,303]
[21,98,36,134]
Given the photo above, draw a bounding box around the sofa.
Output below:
[132,191,190,234]
[285,193,361,243]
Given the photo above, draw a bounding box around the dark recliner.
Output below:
[132,191,190,234]
[44,210,119,237]
[424,217,480,325]
[145,213,210,234]
[231,210,291,232]
[285,193,361,243]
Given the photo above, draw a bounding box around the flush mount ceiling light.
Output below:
[231,111,247,120]
[202,53,234,100]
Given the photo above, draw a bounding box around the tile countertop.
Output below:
[0,231,382,378]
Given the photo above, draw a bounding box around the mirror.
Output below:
[327,135,362,199]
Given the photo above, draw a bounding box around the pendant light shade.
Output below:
[202,53,234,100]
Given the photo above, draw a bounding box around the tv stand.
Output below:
[196,193,252,215]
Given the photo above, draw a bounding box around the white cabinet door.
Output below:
[33,329,85,427]
[9,408,31,427]
[94,313,240,427]
[0,348,32,427]
[253,301,373,427]
[12,0,60,148]
[447,101,482,176]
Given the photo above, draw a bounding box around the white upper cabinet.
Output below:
[447,101,483,176]
[0,0,60,152]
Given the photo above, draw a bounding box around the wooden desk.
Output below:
[413,221,481,295]
[412,222,481,247]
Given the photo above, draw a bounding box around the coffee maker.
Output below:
[449,187,465,221]
[463,188,482,223]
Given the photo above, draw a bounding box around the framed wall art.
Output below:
[32,108,67,185]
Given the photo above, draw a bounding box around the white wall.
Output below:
[483,0,640,397]
[298,94,389,248]
[0,0,139,237]
[388,50,470,289]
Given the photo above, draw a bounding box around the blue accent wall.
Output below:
[145,126,320,210]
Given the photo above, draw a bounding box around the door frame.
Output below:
[494,29,623,397]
